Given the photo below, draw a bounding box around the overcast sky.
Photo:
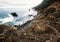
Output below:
[0,0,43,8]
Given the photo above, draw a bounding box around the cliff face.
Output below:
[34,1,60,31]
[0,0,60,42]
[20,0,60,42]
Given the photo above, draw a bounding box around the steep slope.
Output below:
[18,0,60,42]
[0,0,60,42]
[0,24,20,42]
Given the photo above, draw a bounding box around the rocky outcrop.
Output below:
[0,24,20,42]
[0,0,60,42]
[18,0,60,42]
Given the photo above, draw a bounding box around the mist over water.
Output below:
[0,8,37,25]
[0,0,43,25]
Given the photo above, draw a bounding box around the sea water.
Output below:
[0,8,37,25]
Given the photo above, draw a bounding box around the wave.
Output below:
[0,8,37,26]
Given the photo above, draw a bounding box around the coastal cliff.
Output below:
[0,0,60,42]
[18,0,60,42]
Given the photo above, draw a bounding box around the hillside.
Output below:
[0,0,60,42]
[18,0,60,42]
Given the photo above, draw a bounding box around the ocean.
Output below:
[0,8,37,25]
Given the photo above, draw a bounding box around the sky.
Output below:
[0,0,43,8]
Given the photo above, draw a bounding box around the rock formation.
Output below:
[0,24,20,42]
[19,0,60,42]
[0,0,60,42]
[11,12,18,17]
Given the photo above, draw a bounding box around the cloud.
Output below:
[0,0,43,8]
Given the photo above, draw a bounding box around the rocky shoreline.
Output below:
[0,0,60,42]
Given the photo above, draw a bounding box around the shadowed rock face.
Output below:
[0,28,3,34]
[33,0,60,10]
[57,38,60,42]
